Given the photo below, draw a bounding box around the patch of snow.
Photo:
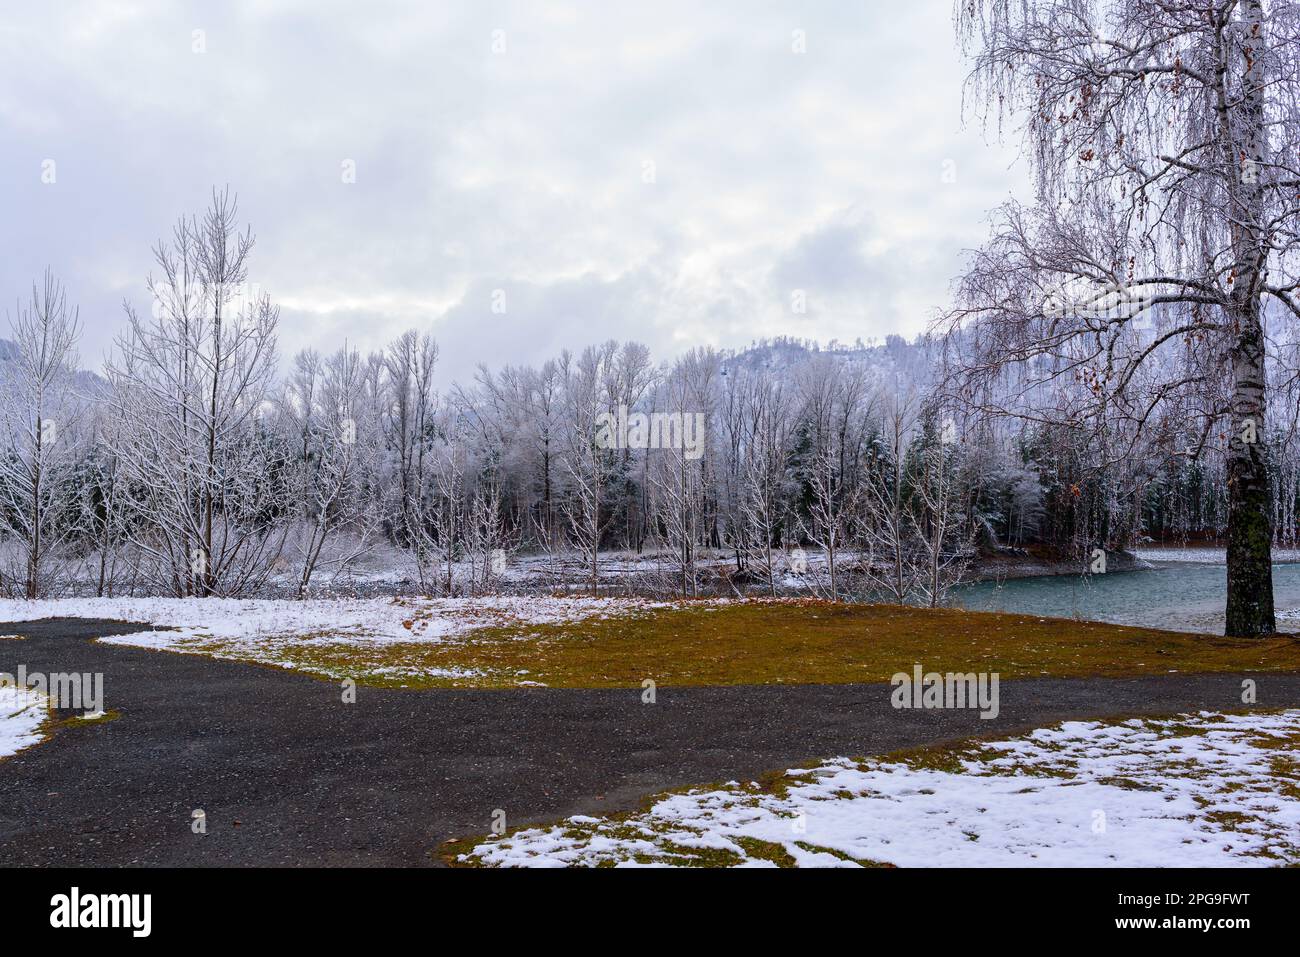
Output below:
[0,595,676,682]
[465,709,1300,868]
[0,595,658,644]
[0,685,49,759]
[1134,546,1300,565]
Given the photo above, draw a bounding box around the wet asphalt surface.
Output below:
[1,616,1298,867]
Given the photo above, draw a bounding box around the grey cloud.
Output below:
[0,0,1024,379]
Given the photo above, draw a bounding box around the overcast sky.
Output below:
[0,1,1024,383]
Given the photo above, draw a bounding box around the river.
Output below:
[954,559,1300,634]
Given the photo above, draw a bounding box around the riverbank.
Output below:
[969,543,1300,583]
[970,548,1146,582]
[958,558,1300,636]
[1134,545,1300,565]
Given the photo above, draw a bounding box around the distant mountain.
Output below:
[0,337,108,393]
[719,334,946,387]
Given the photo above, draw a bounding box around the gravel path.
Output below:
[2,616,1297,866]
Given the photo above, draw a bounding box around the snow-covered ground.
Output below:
[1134,546,1300,565]
[0,595,669,683]
[0,685,49,760]
[461,709,1300,867]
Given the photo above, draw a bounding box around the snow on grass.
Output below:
[0,594,650,642]
[459,709,1300,868]
[0,685,49,760]
[0,595,672,685]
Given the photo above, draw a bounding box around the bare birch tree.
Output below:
[947,0,1300,636]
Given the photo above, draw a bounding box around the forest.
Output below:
[3,187,1300,604]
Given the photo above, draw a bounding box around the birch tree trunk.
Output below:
[1223,0,1274,636]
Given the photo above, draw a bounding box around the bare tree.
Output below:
[0,270,82,597]
[401,406,460,596]
[465,476,516,595]
[858,385,923,604]
[384,330,439,550]
[646,352,714,596]
[738,374,793,596]
[947,0,1300,636]
[911,426,976,607]
[284,345,380,596]
[529,360,564,552]
[107,188,283,596]
[81,405,132,597]
[795,356,871,600]
[648,443,704,597]
[561,344,617,594]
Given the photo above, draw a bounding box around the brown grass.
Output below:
[232,599,1300,689]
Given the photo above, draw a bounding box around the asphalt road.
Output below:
[2,616,1297,867]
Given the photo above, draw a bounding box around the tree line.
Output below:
[7,188,1300,610]
[0,194,971,601]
